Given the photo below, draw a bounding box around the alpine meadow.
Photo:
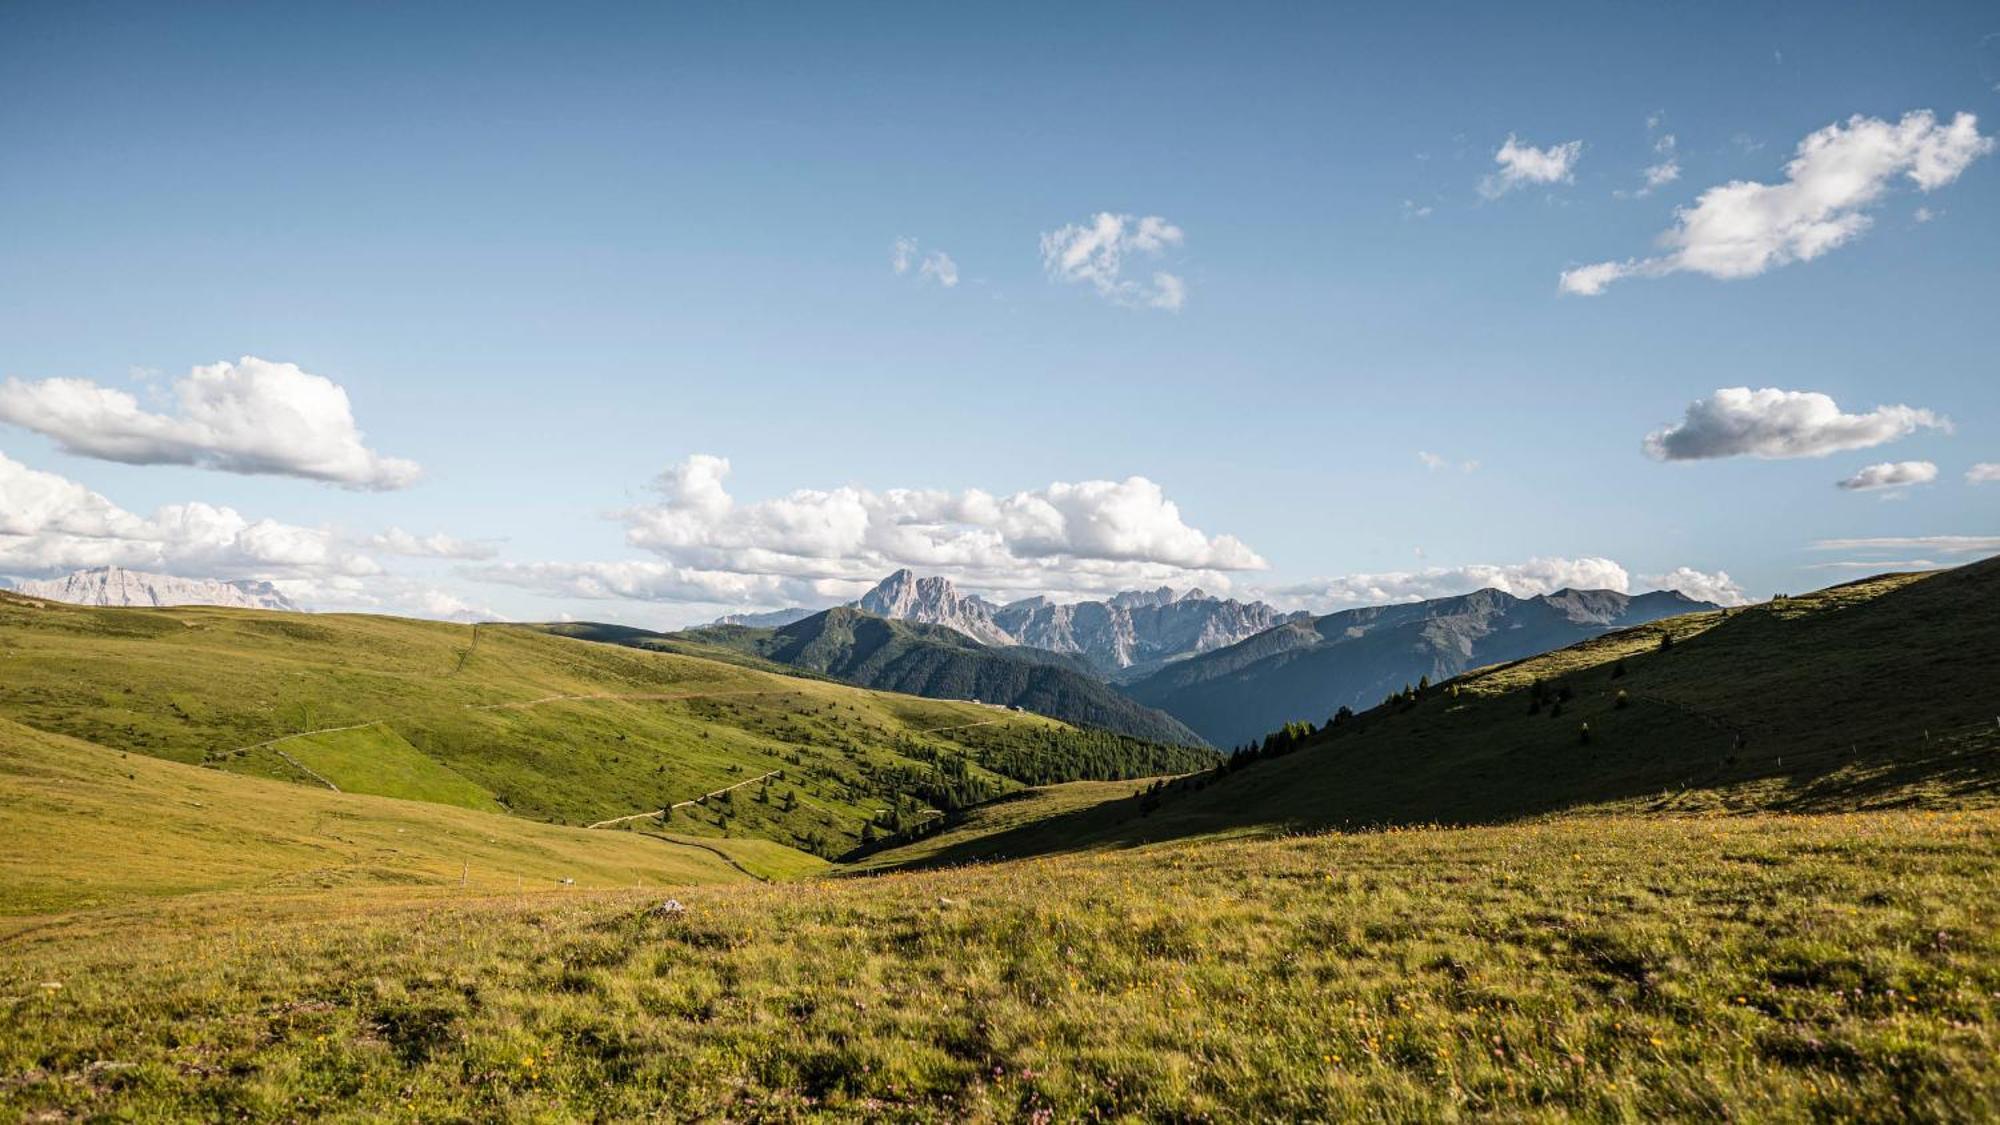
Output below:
[3,4,1998,1122]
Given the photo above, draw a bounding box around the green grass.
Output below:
[2,810,1992,1120]
[248,722,503,811]
[844,779,1162,871]
[0,596,1112,857]
[0,718,788,917]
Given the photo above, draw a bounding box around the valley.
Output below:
[2,560,1996,1119]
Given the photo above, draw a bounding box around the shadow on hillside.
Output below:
[874,559,2000,868]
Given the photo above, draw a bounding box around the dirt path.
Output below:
[272,749,341,792]
[466,689,788,712]
[917,718,1004,734]
[586,770,781,829]
[631,832,771,882]
[223,719,386,758]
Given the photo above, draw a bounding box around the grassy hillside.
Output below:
[907,561,2000,858]
[559,608,1209,746]
[1124,586,1712,748]
[3,809,1992,1119]
[0,593,1213,859]
[0,717,803,917]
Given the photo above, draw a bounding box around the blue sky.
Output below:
[2,2,1996,625]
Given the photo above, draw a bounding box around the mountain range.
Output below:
[1123,585,1717,747]
[5,566,299,612]
[562,607,1207,747]
[852,569,1303,677]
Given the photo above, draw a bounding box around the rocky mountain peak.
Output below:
[9,566,301,612]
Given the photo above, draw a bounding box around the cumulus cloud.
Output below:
[1644,388,1948,461]
[1039,212,1187,310]
[0,450,379,581]
[466,455,1265,609]
[1270,556,1633,613]
[1640,566,1750,606]
[1967,463,2000,483]
[1479,134,1583,198]
[0,357,420,489]
[1562,110,1993,295]
[1837,461,1938,491]
[367,527,500,560]
[625,453,1260,577]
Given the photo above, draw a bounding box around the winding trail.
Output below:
[587,770,781,829]
[916,718,1004,734]
[221,720,387,758]
[467,689,787,712]
[631,832,771,882]
[272,749,341,792]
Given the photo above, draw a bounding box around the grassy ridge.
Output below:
[914,562,2000,858]
[2,810,1992,1119]
[0,594,1165,857]
[0,717,797,917]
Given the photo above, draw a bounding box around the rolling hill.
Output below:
[0,592,1213,860]
[1123,585,1716,747]
[560,607,1208,746]
[0,715,808,916]
[894,560,2000,860]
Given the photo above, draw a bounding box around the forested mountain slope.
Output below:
[565,607,1208,746]
[1124,586,1715,747]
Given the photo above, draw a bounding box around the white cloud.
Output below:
[468,455,1266,609]
[893,237,958,288]
[919,250,959,288]
[1644,387,1948,461]
[1554,261,1628,297]
[0,357,420,489]
[1636,133,1681,195]
[467,560,818,606]
[625,453,1261,574]
[408,587,498,623]
[1401,199,1434,220]
[1640,565,1750,606]
[1479,134,1582,199]
[1810,535,2000,554]
[1966,462,2000,483]
[1914,206,1940,223]
[1270,556,1632,613]
[1803,558,1941,571]
[1039,212,1187,310]
[0,449,379,581]
[368,527,500,560]
[1837,461,1938,491]
[1417,450,1477,473]
[1563,110,1993,294]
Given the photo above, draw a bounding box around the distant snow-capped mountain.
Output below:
[7,567,300,612]
[849,569,1304,677]
[712,607,817,628]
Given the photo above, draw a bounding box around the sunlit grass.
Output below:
[3,810,1992,1119]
